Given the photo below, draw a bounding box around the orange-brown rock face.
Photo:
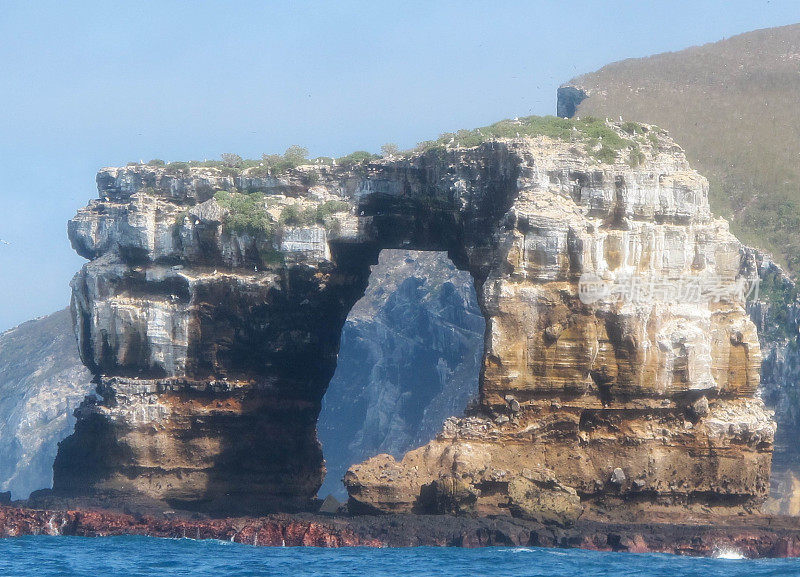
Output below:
[345,399,774,519]
[53,120,773,518]
[343,131,773,520]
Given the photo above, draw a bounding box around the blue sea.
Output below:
[0,536,799,577]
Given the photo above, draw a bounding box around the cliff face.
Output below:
[0,310,92,499]
[555,27,800,513]
[746,254,800,514]
[0,258,480,504]
[55,141,518,512]
[55,120,772,519]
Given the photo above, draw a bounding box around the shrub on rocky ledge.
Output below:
[165,161,190,174]
[280,200,350,227]
[337,150,378,167]
[213,191,276,236]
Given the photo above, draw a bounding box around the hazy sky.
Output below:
[1,1,799,331]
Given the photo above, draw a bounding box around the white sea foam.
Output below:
[713,547,747,560]
[203,539,235,546]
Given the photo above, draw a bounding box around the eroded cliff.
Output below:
[54,117,772,519]
[747,254,800,514]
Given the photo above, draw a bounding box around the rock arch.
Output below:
[54,129,773,517]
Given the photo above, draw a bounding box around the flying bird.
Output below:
[0,239,10,245]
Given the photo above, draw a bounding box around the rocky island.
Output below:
[3,116,793,555]
[50,116,770,516]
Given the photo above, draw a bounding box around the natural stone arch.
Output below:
[54,127,772,518]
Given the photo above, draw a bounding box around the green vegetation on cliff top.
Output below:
[162,115,655,244]
[416,115,652,165]
[212,191,349,237]
[135,115,652,177]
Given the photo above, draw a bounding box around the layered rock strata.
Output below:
[553,28,800,511]
[55,121,773,518]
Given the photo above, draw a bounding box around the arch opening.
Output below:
[317,249,484,499]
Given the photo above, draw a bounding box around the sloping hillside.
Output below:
[559,23,800,273]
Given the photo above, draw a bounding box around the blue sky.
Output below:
[1,0,799,331]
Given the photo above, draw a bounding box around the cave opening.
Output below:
[317,249,485,499]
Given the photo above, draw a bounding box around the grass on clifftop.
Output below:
[415,115,653,165]
[151,147,381,177]
[134,115,653,179]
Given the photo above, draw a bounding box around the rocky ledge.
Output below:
[3,505,800,557]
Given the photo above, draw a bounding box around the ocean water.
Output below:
[0,536,799,577]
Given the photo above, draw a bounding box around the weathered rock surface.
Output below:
[56,121,772,519]
[0,253,480,505]
[0,310,92,499]
[554,27,800,513]
[745,252,800,514]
